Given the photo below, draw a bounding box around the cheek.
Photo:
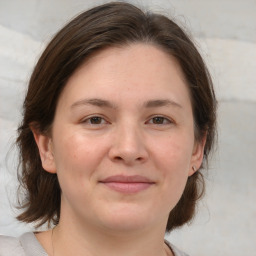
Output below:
[151,135,193,203]
[52,131,115,195]
[52,135,98,202]
[53,130,107,167]
[153,134,193,174]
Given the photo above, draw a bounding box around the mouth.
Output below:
[99,175,155,193]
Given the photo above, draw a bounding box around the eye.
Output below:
[147,116,172,125]
[82,116,108,125]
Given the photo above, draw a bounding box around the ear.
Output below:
[188,134,207,176]
[31,128,57,174]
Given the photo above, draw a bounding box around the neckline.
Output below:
[165,239,176,256]
[20,232,48,256]
[20,232,179,256]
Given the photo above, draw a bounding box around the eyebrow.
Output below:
[143,99,182,109]
[71,98,117,109]
[71,98,182,109]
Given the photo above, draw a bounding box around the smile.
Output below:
[99,175,155,193]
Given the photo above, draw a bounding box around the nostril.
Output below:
[114,156,123,161]
[108,142,148,164]
[114,156,144,162]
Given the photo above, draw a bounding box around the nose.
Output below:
[108,123,149,165]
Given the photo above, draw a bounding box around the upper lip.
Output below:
[100,175,155,183]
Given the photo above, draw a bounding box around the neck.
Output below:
[52,217,172,256]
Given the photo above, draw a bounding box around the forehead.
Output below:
[57,43,191,109]
[75,43,185,80]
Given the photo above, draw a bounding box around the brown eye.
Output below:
[152,117,165,124]
[89,116,103,124]
[82,116,108,126]
[149,116,171,125]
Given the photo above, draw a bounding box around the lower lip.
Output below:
[101,182,153,193]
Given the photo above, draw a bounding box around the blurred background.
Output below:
[0,0,255,255]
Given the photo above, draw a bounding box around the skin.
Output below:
[33,43,206,256]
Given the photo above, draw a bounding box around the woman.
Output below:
[0,2,216,256]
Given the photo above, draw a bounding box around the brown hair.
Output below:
[16,1,216,232]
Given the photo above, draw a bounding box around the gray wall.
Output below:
[0,1,255,255]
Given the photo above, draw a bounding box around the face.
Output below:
[34,44,205,233]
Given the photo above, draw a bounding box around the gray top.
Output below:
[0,232,189,256]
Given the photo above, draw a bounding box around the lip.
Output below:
[99,175,155,193]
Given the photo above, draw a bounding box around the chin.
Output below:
[96,204,157,232]
[102,217,149,232]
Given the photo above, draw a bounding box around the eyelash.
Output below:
[81,115,173,126]
[146,116,173,125]
[81,116,108,125]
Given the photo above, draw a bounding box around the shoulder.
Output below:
[171,244,190,256]
[165,240,190,256]
[0,232,47,256]
[0,234,25,256]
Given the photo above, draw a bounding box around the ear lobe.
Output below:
[188,135,207,176]
[31,128,57,174]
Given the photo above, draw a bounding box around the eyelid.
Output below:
[146,115,174,125]
[80,114,174,127]
[81,115,109,125]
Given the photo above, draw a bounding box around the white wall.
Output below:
[0,1,255,255]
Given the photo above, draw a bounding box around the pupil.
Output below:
[91,117,101,124]
[153,117,164,124]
